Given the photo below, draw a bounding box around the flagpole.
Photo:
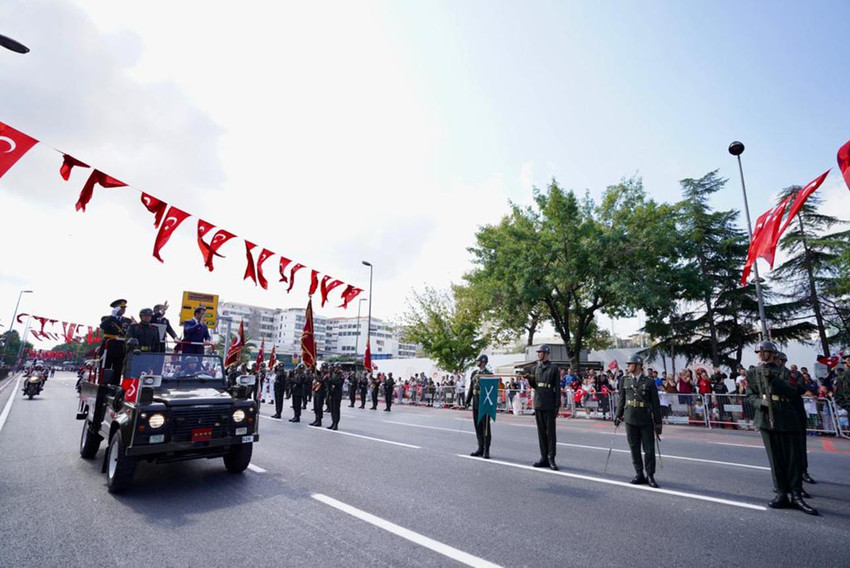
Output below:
[362,260,373,368]
[729,141,769,340]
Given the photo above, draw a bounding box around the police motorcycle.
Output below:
[23,365,46,399]
[77,338,260,493]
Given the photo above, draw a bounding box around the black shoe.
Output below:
[271,414,281,419]
[331,425,338,431]
[768,494,790,509]
[647,476,659,488]
[548,460,559,471]
[630,474,648,485]
[800,489,811,499]
[470,448,484,457]
[483,448,490,459]
[532,459,548,468]
[790,493,818,516]
[327,424,334,429]
[288,417,299,422]
[802,473,817,484]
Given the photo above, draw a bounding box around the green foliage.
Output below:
[1,331,33,365]
[401,285,489,373]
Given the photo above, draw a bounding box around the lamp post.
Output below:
[362,261,373,365]
[729,141,769,340]
[1,289,32,365]
[354,297,367,360]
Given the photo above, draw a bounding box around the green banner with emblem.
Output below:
[477,377,499,424]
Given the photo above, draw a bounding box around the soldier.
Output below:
[151,302,178,352]
[527,345,561,470]
[327,364,344,430]
[348,371,358,407]
[746,341,817,515]
[370,373,381,410]
[835,353,850,413]
[780,352,816,488]
[384,372,396,411]
[309,367,327,427]
[358,372,369,408]
[614,354,662,488]
[99,299,132,384]
[288,363,307,422]
[127,308,160,353]
[465,354,493,459]
[271,363,286,419]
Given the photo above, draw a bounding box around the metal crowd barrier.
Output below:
[703,393,756,430]
[836,400,849,439]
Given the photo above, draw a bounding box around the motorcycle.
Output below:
[24,375,44,399]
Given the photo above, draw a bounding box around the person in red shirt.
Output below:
[696,368,712,395]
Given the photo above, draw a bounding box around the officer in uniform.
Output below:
[527,345,561,470]
[271,363,286,419]
[151,302,178,352]
[358,372,369,408]
[289,364,307,422]
[127,308,160,353]
[614,354,662,487]
[309,367,327,427]
[780,352,816,487]
[370,373,381,410]
[384,372,396,411]
[99,299,132,384]
[327,364,344,430]
[348,370,358,407]
[465,354,493,459]
[746,341,817,515]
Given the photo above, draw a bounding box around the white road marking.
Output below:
[557,442,770,471]
[312,426,420,449]
[384,420,474,434]
[506,423,537,428]
[247,464,267,473]
[456,455,767,511]
[708,442,763,449]
[312,493,501,568]
[0,374,22,436]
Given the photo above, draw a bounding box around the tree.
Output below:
[1,330,33,366]
[401,285,490,373]
[772,188,850,356]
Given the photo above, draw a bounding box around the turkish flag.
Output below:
[141,192,167,228]
[76,169,127,212]
[243,241,258,284]
[224,319,245,367]
[309,270,320,297]
[204,228,236,271]
[268,346,277,370]
[838,140,850,192]
[608,360,618,370]
[301,298,316,369]
[338,285,364,309]
[278,257,293,283]
[255,338,265,369]
[286,263,306,293]
[777,170,830,236]
[0,121,38,179]
[197,219,215,262]
[363,338,372,372]
[256,248,274,290]
[59,154,89,181]
[121,378,140,403]
[152,205,190,262]
[740,195,792,285]
[16,313,28,324]
[320,275,344,307]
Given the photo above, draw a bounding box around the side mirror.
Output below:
[237,374,256,387]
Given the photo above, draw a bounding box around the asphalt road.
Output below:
[1,372,849,568]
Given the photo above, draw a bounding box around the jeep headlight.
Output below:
[232,409,246,423]
[148,413,166,429]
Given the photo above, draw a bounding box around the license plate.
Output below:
[149,434,165,444]
[242,435,254,444]
[192,428,213,442]
[235,427,247,436]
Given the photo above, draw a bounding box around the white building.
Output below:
[324,316,418,360]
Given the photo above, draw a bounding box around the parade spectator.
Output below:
[663,375,677,394]
[696,368,712,395]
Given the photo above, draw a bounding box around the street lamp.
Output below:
[1,289,33,364]
[0,33,30,54]
[354,297,368,359]
[729,141,769,340]
[362,261,373,367]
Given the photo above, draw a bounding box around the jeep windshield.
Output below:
[125,353,225,384]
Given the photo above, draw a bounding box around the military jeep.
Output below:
[77,350,259,493]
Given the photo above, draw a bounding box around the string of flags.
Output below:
[14,312,101,344]
[0,119,364,309]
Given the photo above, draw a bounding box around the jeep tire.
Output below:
[79,420,102,459]
[106,432,137,493]
[223,443,253,473]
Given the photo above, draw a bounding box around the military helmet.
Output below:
[185,356,199,364]
[139,308,153,317]
[754,341,777,354]
[626,354,643,365]
[476,354,488,365]
[296,363,306,371]
[536,345,550,354]
[778,352,788,361]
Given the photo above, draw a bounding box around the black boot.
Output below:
[470,448,483,457]
[802,472,817,484]
[630,474,647,485]
[483,447,490,459]
[768,493,790,509]
[790,492,818,516]
[548,458,558,471]
[647,475,659,488]
[532,458,548,468]
[288,417,299,423]
[271,414,281,419]
[327,423,334,429]
[331,424,338,431]
[801,488,812,499]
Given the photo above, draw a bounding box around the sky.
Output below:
[1,0,849,350]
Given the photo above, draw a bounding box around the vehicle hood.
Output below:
[154,387,233,406]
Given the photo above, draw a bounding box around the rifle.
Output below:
[763,367,775,429]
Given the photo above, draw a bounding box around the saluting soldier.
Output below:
[384,372,396,411]
[746,341,817,515]
[309,367,327,427]
[465,354,493,459]
[527,345,561,470]
[358,372,369,408]
[614,354,662,488]
[99,299,132,384]
[780,352,816,488]
[288,363,307,422]
[127,308,160,353]
[370,373,381,410]
[327,364,344,430]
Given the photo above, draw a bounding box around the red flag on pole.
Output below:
[777,170,830,236]
[740,195,792,285]
[363,338,372,372]
[255,338,265,369]
[301,298,316,369]
[224,319,244,367]
[839,139,850,191]
[152,205,190,262]
[268,346,276,370]
[0,121,38,179]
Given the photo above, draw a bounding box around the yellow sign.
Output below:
[180,291,218,328]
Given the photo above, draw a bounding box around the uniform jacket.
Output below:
[615,373,662,427]
[465,367,492,408]
[127,322,160,352]
[529,360,561,411]
[745,363,802,432]
[328,371,344,401]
